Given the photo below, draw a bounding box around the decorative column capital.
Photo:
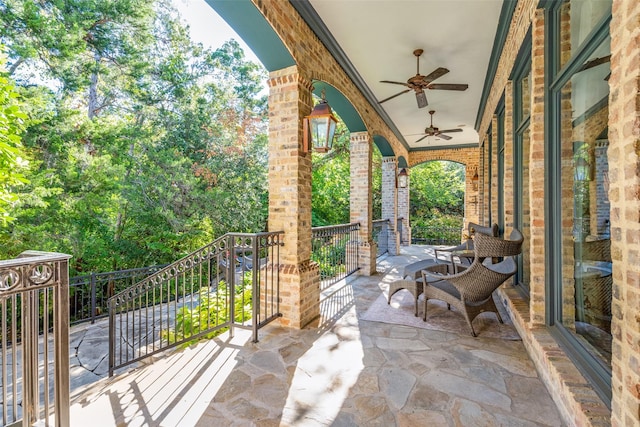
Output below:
[349,131,370,144]
[382,156,398,164]
[267,65,313,92]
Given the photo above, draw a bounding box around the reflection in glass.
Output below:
[518,127,530,290]
[559,36,611,368]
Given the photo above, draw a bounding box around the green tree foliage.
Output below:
[310,116,383,227]
[0,49,29,226]
[0,0,463,275]
[0,1,268,274]
[311,120,351,226]
[409,160,464,230]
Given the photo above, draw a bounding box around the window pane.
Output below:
[518,126,530,291]
[559,37,611,368]
[558,1,611,69]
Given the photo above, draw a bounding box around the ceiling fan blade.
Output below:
[440,128,463,133]
[416,90,428,108]
[378,89,411,104]
[415,135,429,143]
[438,133,453,140]
[427,83,469,91]
[422,67,449,84]
[380,80,410,86]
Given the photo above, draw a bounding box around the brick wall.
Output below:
[398,170,411,245]
[504,81,515,233]
[529,8,546,326]
[381,157,399,255]
[350,132,377,276]
[491,115,499,225]
[267,66,320,328]
[608,0,640,425]
[482,134,490,223]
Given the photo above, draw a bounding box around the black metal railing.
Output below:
[311,223,360,290]
[1,251,72,427]
[107,231,283,376]
[70,265,167,325]
[372,219,390,257]
[411,225,461,245]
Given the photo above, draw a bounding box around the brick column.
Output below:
[267,66,319,328]
[465,162,481,226]
[529,8,546,326]
[609,0,640,425]
[398,169,411,245]
[482,135,490,224]
[491,115,499,225]
[350,131,377,275]
[381,157,400,255]
[504,81,515,234]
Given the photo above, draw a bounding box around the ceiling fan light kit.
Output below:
[379,49,469,108]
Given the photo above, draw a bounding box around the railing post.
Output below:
[90,272,97,324]
[227,235,235,339]
[108,298,115,377]
[55,258,70,427]
[252,234,260,343]
[1,251,71,427]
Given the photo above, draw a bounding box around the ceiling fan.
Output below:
[413,110,463,142]
[379,49,469,108]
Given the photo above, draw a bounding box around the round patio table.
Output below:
[450,249,475,273]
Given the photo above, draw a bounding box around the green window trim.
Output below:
[544,2,613,406]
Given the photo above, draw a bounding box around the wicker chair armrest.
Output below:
[421,262,476,284]
[434,240,473,255]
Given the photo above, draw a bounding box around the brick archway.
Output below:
[409,147,481,225]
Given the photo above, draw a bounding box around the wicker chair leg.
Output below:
[388,280,421,317]
[464,312,477,337]
[485,295,503,323]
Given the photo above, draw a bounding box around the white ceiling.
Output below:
[308,0,504,151]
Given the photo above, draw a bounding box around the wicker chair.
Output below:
[574,238,612,329]
[421,228,524,336]
[433,222,499,266]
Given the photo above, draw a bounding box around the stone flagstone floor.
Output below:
[69,246,565,426]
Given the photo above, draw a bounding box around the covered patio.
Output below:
[68,246,563,426]
[2,1,638,426]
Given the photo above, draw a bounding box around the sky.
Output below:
[171,0,261,64]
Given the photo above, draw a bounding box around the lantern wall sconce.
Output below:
[398,168,408,188]
[303,89,338,153]
[574,156,592,181]
[471,168,479,191]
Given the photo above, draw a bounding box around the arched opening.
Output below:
[409,160,466,245]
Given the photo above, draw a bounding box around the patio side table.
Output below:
[387,258,440,316]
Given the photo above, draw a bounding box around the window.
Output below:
[513,32,531,295]
[547,0,612,404]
